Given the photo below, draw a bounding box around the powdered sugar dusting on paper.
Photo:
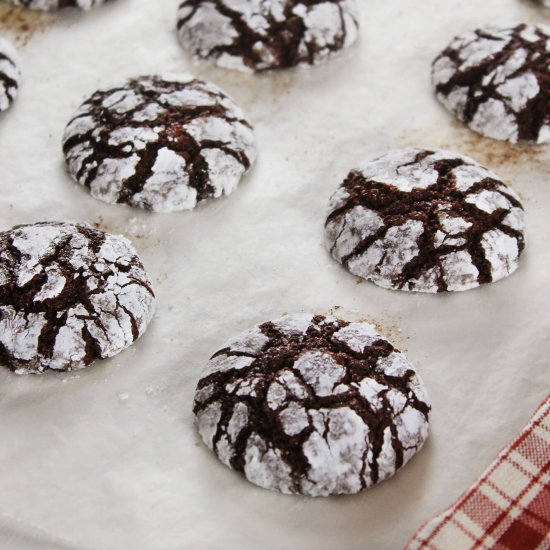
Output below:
[194,314,430,497]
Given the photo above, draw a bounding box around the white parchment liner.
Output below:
[0,0,548,548]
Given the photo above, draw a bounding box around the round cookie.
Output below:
[325,148,526,293]
[0,39,20,113]
[194,313,430,497]
[432,24,550,144]
[62,74,257,212]
[177,0,360,72]
[0,222,156,375]
[8,0,110,10]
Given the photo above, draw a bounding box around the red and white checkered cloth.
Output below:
[407,395,550,550]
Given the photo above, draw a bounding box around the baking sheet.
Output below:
[0,0,548,548]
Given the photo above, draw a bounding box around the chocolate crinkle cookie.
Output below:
[177,0,360,72]
[63,75,257,212]
[325,148,526,293]
[432,24,550,144]
[0,39,20,113]
[9,0,111,10]
[194,314,430,497]
[0,222,155,375]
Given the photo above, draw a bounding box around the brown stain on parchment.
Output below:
[399,122,549,174]
[518,0,550,20]
[222,69,295,122]
[91,215,160,251]
[0,5,54,47]
[189,60,297,123]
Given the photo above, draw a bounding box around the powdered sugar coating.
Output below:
[177,0,360,72]
[194,314,430,497]
[432,24,550,143]
[9,0,110,9]
[0,39,20,113]
[0,222,155,375]
[62,74,257,212]
[325,148,526,293]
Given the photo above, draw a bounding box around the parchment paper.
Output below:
[0,1,548,549]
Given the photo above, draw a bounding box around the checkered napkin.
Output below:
[407,395,550,550]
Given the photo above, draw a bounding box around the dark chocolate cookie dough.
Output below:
[0,222,155,374]
[432,24,550,143]
[177,0,360,72]
[9,0,110,9]
[62,74,257,212]
[194,314,430,496]
[325,148,526,293]
[0,39,20,113]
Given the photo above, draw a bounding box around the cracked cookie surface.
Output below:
[325,148,526,293]
[177,0,360,72]
[9,0,111,9]
[194,313,430,497]
[0,39,20,114]
[432,24,550,143]
[63,74,257,212]
[0,222,155,375]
